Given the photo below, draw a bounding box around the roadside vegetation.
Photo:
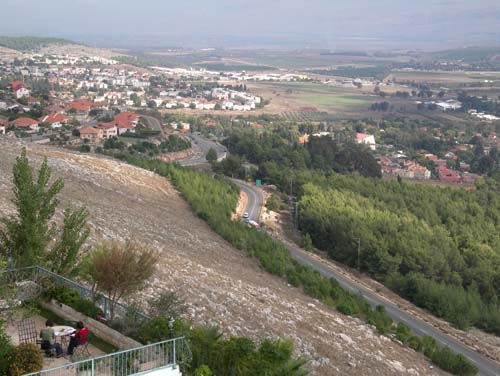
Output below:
[113,151,478,376]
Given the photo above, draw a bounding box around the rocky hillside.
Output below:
[0,140,447,376]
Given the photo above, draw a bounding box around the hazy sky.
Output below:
[1,0,500,48]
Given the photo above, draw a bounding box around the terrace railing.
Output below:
[1,266,150,322]
[23,337,187,376]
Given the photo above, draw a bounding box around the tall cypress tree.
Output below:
[0,148,88,273]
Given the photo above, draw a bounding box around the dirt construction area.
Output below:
[0,140,448,376]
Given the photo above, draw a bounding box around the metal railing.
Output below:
[1,266,150,322]
[23,337,186,376]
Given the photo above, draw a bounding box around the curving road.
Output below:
[142,115,165,137]
[236,179,500,376]
[233,180,262,221]
[178,133,227,166]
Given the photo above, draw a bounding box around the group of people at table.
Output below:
[39,319,89,357]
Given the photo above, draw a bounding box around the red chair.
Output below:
[73,328,91,357]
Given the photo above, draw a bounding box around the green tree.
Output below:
[302,233,313,252]
[0,149,88,273]
[47,207,89,276]
[194,365,212,376]
[206,148,218,163]
[0,149,63,267]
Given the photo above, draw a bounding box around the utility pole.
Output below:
[354,237,361,272]
[294,201,299,228]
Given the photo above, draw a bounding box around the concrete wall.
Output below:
[41,300,142,350]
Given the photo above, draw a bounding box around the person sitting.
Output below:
[39,319,63,357]
[67,321,89,355]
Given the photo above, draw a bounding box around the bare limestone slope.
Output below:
[0,141,447,376]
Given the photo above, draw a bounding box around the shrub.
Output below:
[194,365,213,376]
[139,317,170,343]
[431,347,478,376]
[47,286,102,319]
[148,291,187,319]
[0,323,13,375]
[7,343,43,376]
[79,144,91,153]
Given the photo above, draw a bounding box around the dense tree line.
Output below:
[221,131,381,180]
[101,135,191,156]
[458,92,500,116]
[297,173,500,334]
[370,101,390,111]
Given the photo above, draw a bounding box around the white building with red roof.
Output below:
[79,126,103,143]
[355,133,376,150]
[12,117,39,132]
[39,113,70,129]
[96,122,118,139]
[10,81,30,99]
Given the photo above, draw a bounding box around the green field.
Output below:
[300,94,371,107]
[256,81,375,112]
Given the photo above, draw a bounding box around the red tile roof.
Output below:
[97,122,117,130]
[67,100,107,112]
[67,100,93,112]
[10,81,27,91]
[13,117,38,127]
[356,133,373,142]
[39,113,69,124]
[115,112,138,123]
[80,126,99,135]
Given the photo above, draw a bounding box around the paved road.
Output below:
[142,115,165,137]
[236,179,500,376]
[178,133,227,166]
[233,180,262,221]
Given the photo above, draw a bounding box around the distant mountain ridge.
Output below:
[0,36,80,52]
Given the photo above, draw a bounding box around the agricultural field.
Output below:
[280,110,339,122]
[388,70,500,84]
[249,81,376,116]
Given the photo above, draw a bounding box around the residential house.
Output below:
[115,112,139,127]
[355,133,376,150]
[67,99,107,114]
[437,165,462,183]
[406,161,431,180]
[9,81,30,99]
[96,122,118,139]
[12,117,39,132]
[79,126,103,143]
[39,113,70,129]
[298,134,310,144]
[27,97,40,106]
